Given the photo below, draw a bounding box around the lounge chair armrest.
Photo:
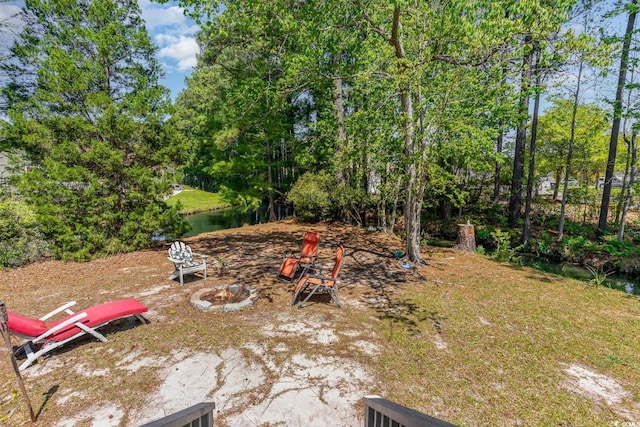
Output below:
[309,263,329,274]
[32,312,88,344]
[283,250,300,258]
[39,301,77,321]
[306,272,329,281]
[192,253,208,261]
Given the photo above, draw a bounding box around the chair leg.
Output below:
[328,288,341,308]
[298,285,341,309]
[179,270,184,286]
[298,284,322,309]
[291,277,309,306]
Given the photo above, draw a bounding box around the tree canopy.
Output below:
[0,0,188,260]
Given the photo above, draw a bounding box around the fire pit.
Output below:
[191,283,259,312]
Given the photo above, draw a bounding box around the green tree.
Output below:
[598,0,638,234]
[537,100,610,186]
[0,0,188,260]
[173,1,300,217]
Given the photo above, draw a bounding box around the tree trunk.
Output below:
[493,130,504,203]
[523,47,541,244]
[389,174,402,235]
[598,0,637,235]
[389,7,424,263]
[333,68,347,186]
[266,137,276,222]
[454,222,476,253]
[558,57,584,241]
[508,38,533,227]
[618,130,637,241]
[553,169,562,201]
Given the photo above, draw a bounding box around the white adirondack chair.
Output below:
[168,241,208,285]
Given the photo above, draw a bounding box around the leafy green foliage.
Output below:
[565,186,598,204]
[1,0,188,260]
[536,100,611,189]
[531,231,553,256]
[489,228,519,262]
[286,172,334,222]
[0,192,48,267]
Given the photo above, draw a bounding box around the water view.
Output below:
[522,257,640,296]
[182,205,293,237]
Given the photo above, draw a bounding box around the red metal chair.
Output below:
[278,230,320,282]
[291,245,344,308]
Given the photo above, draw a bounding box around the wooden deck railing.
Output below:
[138,402,215,427]
[137,396,454,426]
[363,395,456,427]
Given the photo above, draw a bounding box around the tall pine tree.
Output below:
[1,0,188,260]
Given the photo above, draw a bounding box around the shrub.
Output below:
[286,172,334,221]
[0,195,49,267]
[566,186,598,205]
[475,226,491,244]
[490,228,519,262]
[532,231,553,256]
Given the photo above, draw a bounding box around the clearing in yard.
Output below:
[0,220,639,426]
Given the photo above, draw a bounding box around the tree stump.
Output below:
[454,222,476,252]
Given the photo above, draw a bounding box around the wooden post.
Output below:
[0,301,36,422]
[454,221,476,253]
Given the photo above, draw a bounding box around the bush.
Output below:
[531,231,553,256]
[475,226,491,244]
[566,186,598,205]
[488,228,524,263]
[0,195,49,267]
[286,172,334,222]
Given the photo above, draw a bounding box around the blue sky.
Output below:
[0,0,199,101]
[0,0,626,107]
[138,0,200,100]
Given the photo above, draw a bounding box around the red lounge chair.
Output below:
[6,299,148,370]
[291,245,344,308]
[278,231,320,282]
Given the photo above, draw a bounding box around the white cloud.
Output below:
[157,35,199,71]
[139,0,188,29]
[139,1,200,88]
[139,0,199,37]
[0,3,24,51]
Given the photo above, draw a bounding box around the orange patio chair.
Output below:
[278,230,320,282]
[291,245,344,308]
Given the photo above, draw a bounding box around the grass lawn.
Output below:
[165,186,230,214]
[1,221,639,426]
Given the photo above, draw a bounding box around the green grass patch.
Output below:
[165,186,230,214]
[375,269,640,426]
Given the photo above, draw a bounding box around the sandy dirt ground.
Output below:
[0,220,635,426]
[0,221,413,426]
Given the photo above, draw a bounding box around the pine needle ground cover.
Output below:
[0,221,638,426]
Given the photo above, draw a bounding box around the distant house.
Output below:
[0,151,31,191]
[536,175,578,197]
[0,152,10,189]
[595,175,624,189]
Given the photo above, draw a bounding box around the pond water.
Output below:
[521,256,640,296]
[426,237,640,296]
[182,205,293,238]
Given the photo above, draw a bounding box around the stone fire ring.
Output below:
[191,283,259,313]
